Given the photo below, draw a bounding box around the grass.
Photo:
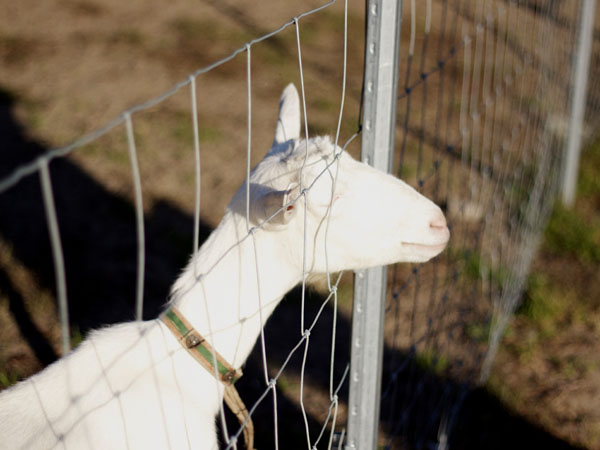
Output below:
[513,142,599,333]
[398,162,416,180]
[465,319,492,343]
[544,203,600,264]
[548,354,596,381]
[415,348,450,376]
[0,86,17,105]
[486,138,600,448]
[274,373,298,394]
[0,34,38,65]
[108,28,145,46]
[70,326,84,349]
[517,273,565,322]
[577,137,600,198]
[168,17,254,54]
[83,141,130,166]
[0,87,46,133]
[65,0,104,16]
[447,247,509,290]
[0,371,19,389]
[170,112,224,146]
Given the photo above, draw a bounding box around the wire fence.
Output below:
[377,0,599,448]
[0,0,598,449]
[0,1,354,449]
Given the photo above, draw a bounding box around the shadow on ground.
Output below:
[0,88,584,450]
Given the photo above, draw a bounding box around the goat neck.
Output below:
[168,210,300,369]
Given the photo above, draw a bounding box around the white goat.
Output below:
[0,84,449,450]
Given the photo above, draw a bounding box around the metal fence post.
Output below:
[561,0,597,206]
[346,1,402,449]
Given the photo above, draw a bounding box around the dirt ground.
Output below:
[0,0,599,449]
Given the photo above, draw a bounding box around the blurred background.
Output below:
[0,0,598,448]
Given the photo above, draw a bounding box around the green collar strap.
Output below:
[161,306,255,449]
[160,306,242,385]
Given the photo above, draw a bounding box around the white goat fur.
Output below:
[0,84,449,450]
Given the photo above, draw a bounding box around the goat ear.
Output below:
[273,84,301,145]
[256,183,300,228]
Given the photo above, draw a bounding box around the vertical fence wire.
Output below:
[38,158,71,355]
[124,113,146,322]
[189,75,202,277]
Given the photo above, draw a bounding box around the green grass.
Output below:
[517,273,564,322]
[0,86,17,105]
[169,18,220,41]
[465,320,492,343]
[21,98,46,133]
[83,141,130,165]
[544,203,600,263]
[0,371,19,389]
[487,377,523,407]
[109,28,144,46]
[496,137,600,397]
[333,277,354,310]
[65,0,104,16]
[448,248,509,290]
[515,269,573,344]
[577,139,600,198]
[318,10,351,34]
[70,325,85,349]
[415,348,450,376]
[398,163,416,180]
[312,98,336,114]
[169,17,254,48]
[0,34,38,65]
[547,354,596,380]
[543,140,600,264]
[170,119,224,146]
[274,373,297,394]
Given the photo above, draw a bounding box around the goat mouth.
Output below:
[402,242,449,253]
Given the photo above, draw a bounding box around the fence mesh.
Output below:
[0,0,598,449]
[0,2,353,449]
[379,0,599,448]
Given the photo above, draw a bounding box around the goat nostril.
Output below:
[429,214,448,230]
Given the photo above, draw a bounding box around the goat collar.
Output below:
[160,306,242,384]
[160,306,256,450]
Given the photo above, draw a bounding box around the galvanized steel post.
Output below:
[346,1,402,449]
[561,0,597,206]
